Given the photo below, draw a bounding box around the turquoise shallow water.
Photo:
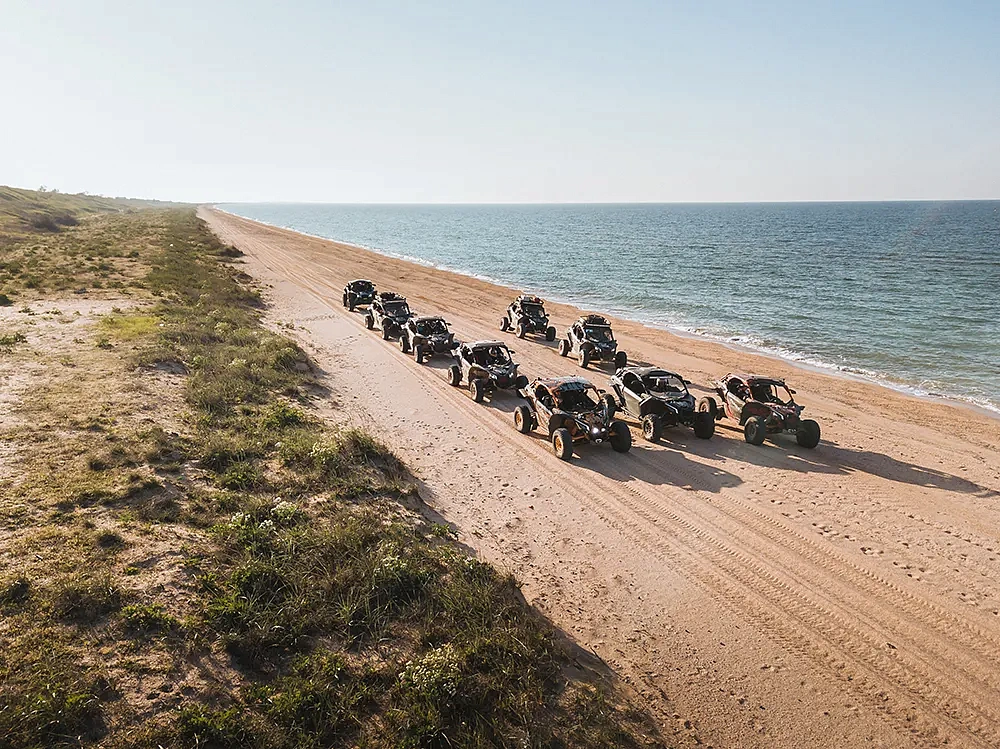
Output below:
[220,202,1000,414]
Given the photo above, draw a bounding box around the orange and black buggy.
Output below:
[513,376,631,460]
[699,373,820,448]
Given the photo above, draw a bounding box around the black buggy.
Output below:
[399,316,457,364]
[513,377,631,460]
[364,292,414,340]
[446,341,528,403]
[558,314,627,369]
[342,279,376,311]
[500,294,556,341]
[609,366,715,442]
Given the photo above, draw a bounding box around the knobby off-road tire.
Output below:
[414,345,424,364]
[796,419,821,449]
[514,405,533,434]
[642,414,662,442]
[342,293,348,308]
[697,396,718,420]
[514,374,529,390]
[693,411,715,439]
[500,317,509,332]
[558,339,570,357]
[471,378,486,403]
[382,324,391,341]
[399,336,411,354]
[516,322,527,339]
[365,314,374,330]
[579,347,591,368]
[610,421,632,453]
[552,428,573,461]
[545,326,556,342]
[447,364,462,387]
[744,416,767,445]
[614,350,627,369]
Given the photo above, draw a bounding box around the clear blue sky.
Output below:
[2,1,998,203]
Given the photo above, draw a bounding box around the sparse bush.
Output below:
[0,573,31,606]
[121,602,180,634]
[0,642,107,746]
[0,331,27,346]
[50,572,125,623]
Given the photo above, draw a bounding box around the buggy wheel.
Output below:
[578,347,590,368]
[552,428,573,461]
[514,405,533,434]
[342,293,348,308]
[697,396,719,420]
[545,326,556,342]
[365,314,374,330]
[381,324,391,341]
[447,364,462,387]
[558,339,570,357]
[470,378,485,403]
[516,322,527,339]
[744,416,767,445]
[610,421,632,453]
[500,317,509,332]
[642,414,662,442]
[693,411,715,439]
[796,419,821,449]
[414,345,424,364]
[399,335,410,354]
[348,294,356,311]
[601,393,618,418]
[614,351,627,369]
[514,374,529,390]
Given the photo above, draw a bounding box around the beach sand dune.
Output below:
[203,207,1000,749]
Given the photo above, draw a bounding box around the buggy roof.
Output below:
[534,376,596,393]
[516,294,544,303]
[465,340,508,350]
[579,314,611,327]
[413,315,445,323]
[726,373,787,387]
[621,366,683,380]
[348,279,373,285]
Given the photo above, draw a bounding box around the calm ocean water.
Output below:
[220,202,1000,414]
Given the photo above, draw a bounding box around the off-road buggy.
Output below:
[698,373,820,448]
[500,294,556,341]
[364,292,414,340]
[609,366,715,442]
[446,341,528,403]
[342,279,376,310]
[558,314,627,369]
[399,316,457,363]
[513,377,631,460]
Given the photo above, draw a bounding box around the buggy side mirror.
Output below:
[789,388,797,395]
[683,379,691,385]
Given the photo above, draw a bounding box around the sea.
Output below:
[219,202,1000,415]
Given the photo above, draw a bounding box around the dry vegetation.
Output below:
[0,189,662,748]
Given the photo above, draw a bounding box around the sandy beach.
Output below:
[203,207,1000,748]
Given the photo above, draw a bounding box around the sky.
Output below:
[2,1,999,203]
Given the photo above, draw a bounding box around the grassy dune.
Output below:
[0,190,661,747]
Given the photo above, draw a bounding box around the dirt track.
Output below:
[203,207,1000,748]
